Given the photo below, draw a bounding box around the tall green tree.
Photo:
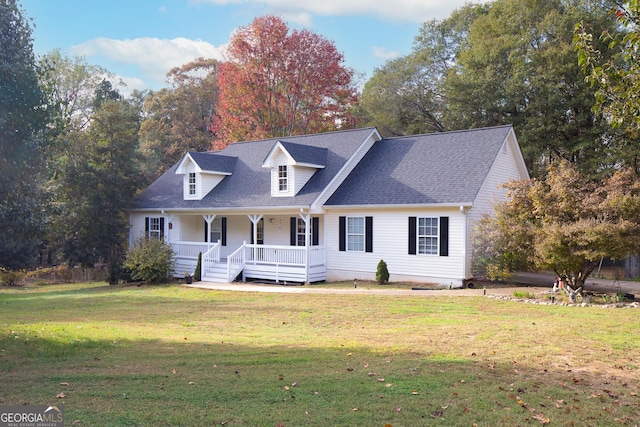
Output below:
[57,95,142,284]
[575,1,640,172]
[361,54,445,137]
[0,0,48,269]
[139,57,218,182]
[361,3,488,136]
[443,0,617,177]
[38,49,112,134]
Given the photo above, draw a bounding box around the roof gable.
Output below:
[262,140,327,169]
[175,152,237,175]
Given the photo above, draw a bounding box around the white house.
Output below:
[129,125,529,287]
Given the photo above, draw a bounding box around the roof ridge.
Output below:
[218,126,379,147]
[381,124,513,141]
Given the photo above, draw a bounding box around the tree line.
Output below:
[2,0,639,285]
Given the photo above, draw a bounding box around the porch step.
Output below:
[203,263,232,283]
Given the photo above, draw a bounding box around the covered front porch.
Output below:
[167,212,326,284]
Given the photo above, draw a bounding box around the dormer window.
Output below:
[188,173,196,196]
[262,141,327,197]
[175,152,236,201]
[278,165,288,191]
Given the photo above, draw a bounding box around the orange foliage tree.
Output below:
[212,15,358,146]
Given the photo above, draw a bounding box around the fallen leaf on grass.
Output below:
[171,369,177,374]
[394,406,401,412]
[352,407,359,411]
[532,414,550,424]
[60,382,69,386]
[56,392,66,398]
[385,383,393,387]
[412,391,419,395]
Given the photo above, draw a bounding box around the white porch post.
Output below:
[299,210,311,284]
[164,214,174,242]
[247,214,263,245]
[203,214,216,243]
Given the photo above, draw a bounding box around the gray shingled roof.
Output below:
[188,152,237,174]
[131,127,378,210]
[277,141,327,167]
[132,125,513,211]
[325,125,513,206]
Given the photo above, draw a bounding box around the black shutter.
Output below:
[365,216,373,253]
[408,217,417,255]
[250,221,254,244]
[339,216,346,252]
[204,220,209,242]
[290,217,297,246]
[439,216,449,257]
[312,217,319,246]
[159,218,165,240]
[221,217,227,246]
[145,217,150,239]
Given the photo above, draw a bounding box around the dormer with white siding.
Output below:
[262,141,327,197]
[175,152,237,200]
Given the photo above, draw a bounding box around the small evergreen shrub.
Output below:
[194,252,202,282]
[124,238,175,284]
[376,259,389,284]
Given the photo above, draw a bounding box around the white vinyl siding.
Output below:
[325,209,465,286]
[466,130,528,278]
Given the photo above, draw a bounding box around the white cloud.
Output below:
[70,37,225,86]
[192,0,490,23]
[371,46,400,61]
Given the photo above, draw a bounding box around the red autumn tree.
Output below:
[212,15,358,146]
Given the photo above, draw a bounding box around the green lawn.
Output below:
[1,282,638,426]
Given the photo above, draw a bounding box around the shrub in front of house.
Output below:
[124,239,175,284]
[376,259,389,284]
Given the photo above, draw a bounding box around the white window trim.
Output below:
[417,216,439,255]
[347,216,365,252]
[278,165,288,192]
[147,217,162,240]
[188,172,196,196]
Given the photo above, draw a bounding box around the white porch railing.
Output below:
[226,244,246,282]
[202,240,221,278]
[171,241,218,259]
[171,241,218,277]
[174,241,326,283]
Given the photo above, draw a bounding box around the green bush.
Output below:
[194,252,202,282]
[376,259,389,284]
[124,239,175,284]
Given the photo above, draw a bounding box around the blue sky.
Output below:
[21,0,486,94]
